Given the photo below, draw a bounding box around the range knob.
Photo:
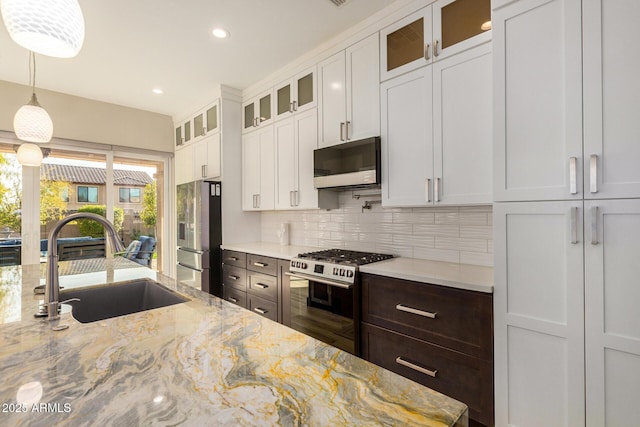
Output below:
[290,260,295,268]
[346,270,354,278]
[339,269,346,277]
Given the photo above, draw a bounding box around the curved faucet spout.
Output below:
[44,212,126,321]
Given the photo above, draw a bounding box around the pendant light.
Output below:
[14,51,53,144]
[16,143,44,167]
[0,0,85,58]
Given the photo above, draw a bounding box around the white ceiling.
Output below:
[0,0,396,118]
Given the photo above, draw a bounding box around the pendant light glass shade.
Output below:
[0,0,85,58]
[16,143,43,167]
[14,93,53,143]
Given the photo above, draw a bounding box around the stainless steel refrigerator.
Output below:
[176,180,222,297]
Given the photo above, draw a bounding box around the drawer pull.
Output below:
[254,283,268,289]
[396,357,437,378]
[396,304,436,319]
[228,297,238,303]
[253,262,267,268]
[253,307,268,315]
[226,257,239,262]
[228,275,239,281]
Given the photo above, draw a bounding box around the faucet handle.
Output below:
[33,284,64,295]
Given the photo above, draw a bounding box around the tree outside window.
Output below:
[77,186,98,203]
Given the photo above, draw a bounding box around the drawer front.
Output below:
[361,273,493,359]
[223,286,247,308]
[248,272,278,302]
[222,265,247,291]
[248,294,278,322]
[222,250,246,268]
[361,323,493,427]
[246,253,278,276]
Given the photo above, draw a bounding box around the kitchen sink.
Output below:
[59,278,189,323]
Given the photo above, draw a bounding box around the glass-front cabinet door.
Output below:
[184,120,191,143]
[380,7,433,81]
[206,102,218,133]
[433,0,491,59]
[193,113,204,138]
[242,90,273,133]
[175,125,183,147]
[275,67,316,121]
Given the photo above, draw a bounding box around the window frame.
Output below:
[76,185,99,203]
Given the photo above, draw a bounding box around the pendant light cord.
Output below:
[29,51,36,94]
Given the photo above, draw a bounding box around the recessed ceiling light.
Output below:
[212,28,229,39]
[152,88,164,95]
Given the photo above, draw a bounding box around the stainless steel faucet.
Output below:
[44,212,126,321]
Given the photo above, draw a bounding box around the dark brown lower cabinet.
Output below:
[361,323,493,426]
[361,273,494,427]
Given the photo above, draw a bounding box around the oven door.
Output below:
[282,271,358,355]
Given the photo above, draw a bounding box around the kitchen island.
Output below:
[0,258,468,426]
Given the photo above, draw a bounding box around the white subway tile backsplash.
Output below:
[460,251,493,267]
[261,204,493,266]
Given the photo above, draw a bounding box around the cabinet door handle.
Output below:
[290,190,294,207]
[295,190,299,206]
[591,206,599,245]
[425,178,432,203]
[253,307,268,315]
[345,121,351,140]
[590,154,598,193]
[228,297,238,303]
[228,275,239,280]
[434,39,440,57]
[289,102,294,113]
[424,43,430,60]
[257,194,260,208]
[396,304,436,319]
[293,100,297,111]
[202,164,207,178]
[396,357,437,378]
[226,257,239,262]
[254,283,268,289]
[569,157,577,194]
[253,262,267,268]
[570,207,578,244]
[435,177,440,202]
[202,127,207,137]
[340,122,345,141]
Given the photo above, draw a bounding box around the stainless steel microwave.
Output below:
[313,137,381,190]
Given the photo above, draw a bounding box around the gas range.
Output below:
[289,249,394,285]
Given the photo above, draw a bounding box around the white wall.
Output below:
[0,80,173,152]
[261,190,493,266]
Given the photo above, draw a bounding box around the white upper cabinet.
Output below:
[175,133,221,185]
[242,125,275,211]
[242,89,274,133]
[382,43,492,207]
[493,0,583,202]
[274,67,317,121]
[275,109,321,210]
[192,101,219,140]
[583,0,640,200]
[381,66,433,207]
[433,43,492,205]
[380,0,491,81]
[318,33,380,148]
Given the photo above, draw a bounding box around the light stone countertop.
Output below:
[221,241,320,260]
[359,258,494,293]
[222,242,493,293]
[0,258,468,426]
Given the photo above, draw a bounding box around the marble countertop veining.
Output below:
[0,258,468,426]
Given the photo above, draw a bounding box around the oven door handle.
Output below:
[284,272,353,289]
